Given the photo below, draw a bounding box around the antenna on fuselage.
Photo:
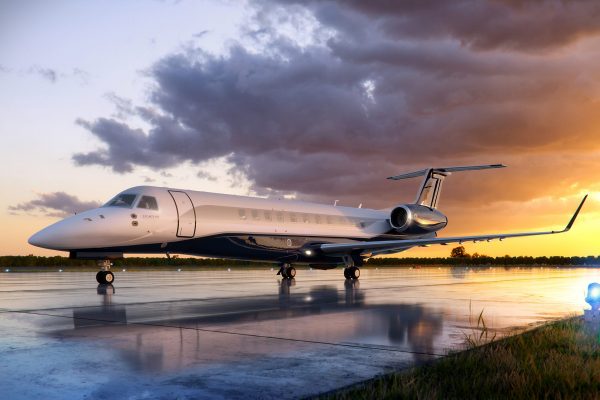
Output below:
[334,200,339,206]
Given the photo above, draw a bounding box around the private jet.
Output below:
[28,164,587,284]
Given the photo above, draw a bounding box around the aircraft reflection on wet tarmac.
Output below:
[2,268,598,399]
[63,279,443,373]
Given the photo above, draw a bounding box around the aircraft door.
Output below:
[168,191,196,237]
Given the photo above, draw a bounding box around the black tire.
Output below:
[286,266,296,278]
[343,268,350,279]
[96,270,115,284]
[350,266,360,280]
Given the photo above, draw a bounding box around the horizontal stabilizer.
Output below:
[387,164,506,180]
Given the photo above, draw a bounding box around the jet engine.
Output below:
[389,204,447,234]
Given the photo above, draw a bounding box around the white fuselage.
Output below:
[29,186,401,264]
[28,164,584,275]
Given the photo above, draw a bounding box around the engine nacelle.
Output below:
[389,204,448,234]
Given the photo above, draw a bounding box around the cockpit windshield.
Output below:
[104,193,137,208]
[137,196,158,210]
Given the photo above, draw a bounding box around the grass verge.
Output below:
[320,317,600,400]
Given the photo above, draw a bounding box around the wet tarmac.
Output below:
[0,266,597,399]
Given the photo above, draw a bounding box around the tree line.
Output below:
[1,248,598,268]
[366,255,599,266]
[369,245,599,266]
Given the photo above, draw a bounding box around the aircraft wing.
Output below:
[318,195,587,256]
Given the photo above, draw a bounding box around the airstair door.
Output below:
[169,191,196,238]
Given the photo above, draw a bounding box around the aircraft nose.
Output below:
[28,229,50,248]
[28,222,71,250]
[28,216,91,250]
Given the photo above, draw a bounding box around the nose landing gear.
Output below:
[96,260,115,284]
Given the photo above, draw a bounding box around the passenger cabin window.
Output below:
[137,196,158,210]
[105,194,137,208]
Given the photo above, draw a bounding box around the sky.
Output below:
[1,0,599,258]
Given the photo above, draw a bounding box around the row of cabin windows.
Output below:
[237,209,368,227]
[103,195,366,227]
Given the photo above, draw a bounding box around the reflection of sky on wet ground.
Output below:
[0,267,598,399]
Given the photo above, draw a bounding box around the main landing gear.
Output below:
[96,260,115,285]
[343,255,361,280]
[277,263,296,279]
[344,266,360,280]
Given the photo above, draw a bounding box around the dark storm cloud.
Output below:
[9,192,101,218]
[72,0,600,208]
[73,118,178,172]
[277,0,600,52]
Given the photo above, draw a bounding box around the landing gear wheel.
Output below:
[285,266,296,279]
[96,270,115,285]
[96,260,114,285]
[281,266,296,279]
[345,266,360,280]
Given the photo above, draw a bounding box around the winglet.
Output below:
[564,195,587,231]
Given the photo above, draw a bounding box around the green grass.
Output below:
[321,317,600,400]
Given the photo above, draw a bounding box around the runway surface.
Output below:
[0,266,597,399]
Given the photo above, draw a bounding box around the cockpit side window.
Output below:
[137,196,158,210]
[105,194,137,208]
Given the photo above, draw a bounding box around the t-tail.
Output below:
[387,164,506,209]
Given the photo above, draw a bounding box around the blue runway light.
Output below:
[585,283,600,310]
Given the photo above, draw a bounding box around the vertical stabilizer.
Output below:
[415,169,447,208]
